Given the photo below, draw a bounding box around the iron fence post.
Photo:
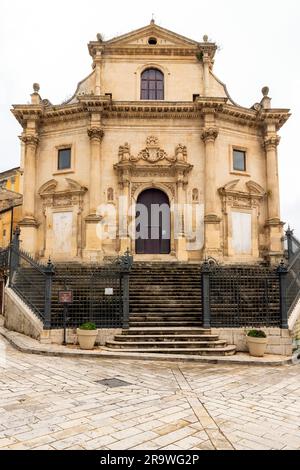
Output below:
[122,271,130,329]
[202,260,211,329]
[44,258,55,329]
[277,260,288,329]
[120,249,133,330]
[286,227,294,261]
[9,227,20,286]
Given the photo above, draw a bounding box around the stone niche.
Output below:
[38,178,87,260]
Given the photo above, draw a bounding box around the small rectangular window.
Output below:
[58,148,71,170]
[233,149,246,172]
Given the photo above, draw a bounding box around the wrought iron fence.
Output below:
[50,262,129,329]
[0,248,9,272]
[202,260,282,328]
[8,230,51,323]
[211,266,280,327]
[285,228,300,315]
[7,228,133,330]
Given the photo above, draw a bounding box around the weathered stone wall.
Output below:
[4,288,43,340]
[41,328,122,345]
[211,327,293,356]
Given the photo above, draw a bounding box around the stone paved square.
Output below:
[0,336,300,450]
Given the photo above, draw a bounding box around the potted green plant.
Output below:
[246,330,268,357]
[77,322,98,350]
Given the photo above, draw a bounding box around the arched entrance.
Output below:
[135,188,171,255]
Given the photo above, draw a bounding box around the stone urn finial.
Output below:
[33,83,40,93]
[262,86,269,97]
[96,33,103,42]
[203,34,208,42]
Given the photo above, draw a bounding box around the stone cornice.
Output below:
[11,99,291,131]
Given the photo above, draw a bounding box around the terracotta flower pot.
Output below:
[247,336,268,357]
[77,328,98,350]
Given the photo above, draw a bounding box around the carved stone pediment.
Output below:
[39,178,87,209]
[218,179,266,210]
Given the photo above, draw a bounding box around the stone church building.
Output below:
[12,21,290,264]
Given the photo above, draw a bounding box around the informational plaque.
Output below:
[58,290,73,304]
[105,288,114,296]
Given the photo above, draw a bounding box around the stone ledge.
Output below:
[0,326,293,366]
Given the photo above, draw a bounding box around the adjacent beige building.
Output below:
[11,21,290,264]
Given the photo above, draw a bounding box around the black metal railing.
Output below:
[50,256,132,330]
[0,248,9,272]
[8,229,52,324]
[201,262,281,328]
[285,228,300,315]
[7,228,133,330]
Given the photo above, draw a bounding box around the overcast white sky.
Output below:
[1,0,299,236]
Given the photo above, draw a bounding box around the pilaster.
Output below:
[264,131,284,262]
[201,123,222,258]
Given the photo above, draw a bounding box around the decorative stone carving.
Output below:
[39,178,87,209]
[264,136,280,150]
[175,144,187,162]
[201,127,219,143]
[107,187,114,202]
[21,135,39,147]
[192,188,199,202]
[118,137,184,164]
[218,179,265,212]
[87,127,104,141]
[146,136,159,146]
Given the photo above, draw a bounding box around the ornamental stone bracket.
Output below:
[114,137,193,189]
[218,179,266,213]
[38,178,87,210]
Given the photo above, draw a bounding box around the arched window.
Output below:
[141,68,164,100]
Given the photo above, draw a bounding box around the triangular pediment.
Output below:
[105,23,199,49]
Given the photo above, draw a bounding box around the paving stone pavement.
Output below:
[0,336,300,450]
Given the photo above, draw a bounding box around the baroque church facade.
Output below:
[12,21,290,264]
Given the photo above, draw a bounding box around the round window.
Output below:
[148,37,157,45]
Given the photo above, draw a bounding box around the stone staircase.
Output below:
[106,262,236,356]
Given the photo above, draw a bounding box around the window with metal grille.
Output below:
[141,68,164,100]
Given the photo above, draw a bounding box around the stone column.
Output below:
[84,127,104,261]
[19,134,39,255]
[201,126,222,258]
[264,134,284,261]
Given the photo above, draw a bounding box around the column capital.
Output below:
[201,127,219,144]
[87,127,104,142]
[21,135,39,148]
[264,135,280,151]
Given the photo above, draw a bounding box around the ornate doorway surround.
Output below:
[114,136,193,258]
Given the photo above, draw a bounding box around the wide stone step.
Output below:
[122,327,211,335]
[104,346,237,356]
[114,334,220,342]
[106,340,227,349]
[129,321,203,327]
[129,316,201,322]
